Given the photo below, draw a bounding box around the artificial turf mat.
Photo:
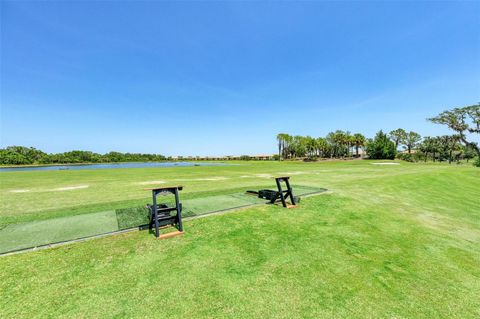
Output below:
[0,211,118,253]
[115,206,150,229]
[0,185,326,254]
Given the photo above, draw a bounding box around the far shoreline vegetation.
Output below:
[2,104,479,167]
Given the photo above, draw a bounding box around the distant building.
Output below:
[170,154,276,161]
[251,154,274,160]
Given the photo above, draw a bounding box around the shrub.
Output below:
[397,153,414,162]
[366,131,396,160]
[396,152,425,162]
[474,157,480,167]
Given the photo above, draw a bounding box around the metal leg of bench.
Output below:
[285,178,295,205]
[175,189,183,232]
[276,178,287,207]
[153,192,160,238]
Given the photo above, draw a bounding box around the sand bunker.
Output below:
[53,185,89,191]
[254,174,274,178]
[277,171,306,175]
[137,181,166,185]
[175,177,229,181]
[9,189,31,193]
[371,162,400,165]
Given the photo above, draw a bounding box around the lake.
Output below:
[0,162,229,172]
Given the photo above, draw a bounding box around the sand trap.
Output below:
[53,185,89,191]
[137,180,166,185]
[371,162,400,165]
[254,174,274,178]
[175,177,229,181]
[277,171,306,175]
[9,189,31,193]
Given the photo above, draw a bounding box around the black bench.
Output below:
[249,176,298,208]
[147,186,184,238]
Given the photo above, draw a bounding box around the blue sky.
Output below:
[1,1,479,156]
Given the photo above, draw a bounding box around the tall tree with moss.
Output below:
[389,128,407,150]
[429,103,480,166]
[403,131,422,154]
[438,135,461,164]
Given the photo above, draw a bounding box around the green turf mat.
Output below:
[182,193,267,217]
[0,185,327,254]
[0,211,118,253]
[182,185,326,217]
[115,206,150,230]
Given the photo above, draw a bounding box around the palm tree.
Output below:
[342,131,351,157]
[335,130,348,158]
[326,132,336,158]
[292,135,307,158]
[276,133,285,160]
[420,136,441,162]
[276,133,291,160]
[304,136,316,157]
[283,134,293,159]
[353,133,366,157]
[326,130,345,158]
[316,137,329,158]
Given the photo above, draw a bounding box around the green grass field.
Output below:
[0,160,479,318]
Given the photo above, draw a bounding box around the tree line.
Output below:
[277,103,480,166]
[2,104,478,166]
[276,131,366,160]
[0,146,166,165]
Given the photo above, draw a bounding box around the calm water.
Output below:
[0,162,229,172]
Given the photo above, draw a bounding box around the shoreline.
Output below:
[0,160,204,169]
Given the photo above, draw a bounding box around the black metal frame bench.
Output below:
[147,186,184,238]
[249,176,298,208]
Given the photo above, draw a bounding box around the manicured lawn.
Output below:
[0,160,479,318]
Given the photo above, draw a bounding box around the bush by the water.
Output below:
[366,131,396,160]
[396,152,428,162]
[0,146,166,165]
[474,157,480,167]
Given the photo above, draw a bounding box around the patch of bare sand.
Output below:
[277,171,307,175]
[254,174,274,178]
[175,177,229,181]
[137,181,166,185]
[52,185,89,191]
